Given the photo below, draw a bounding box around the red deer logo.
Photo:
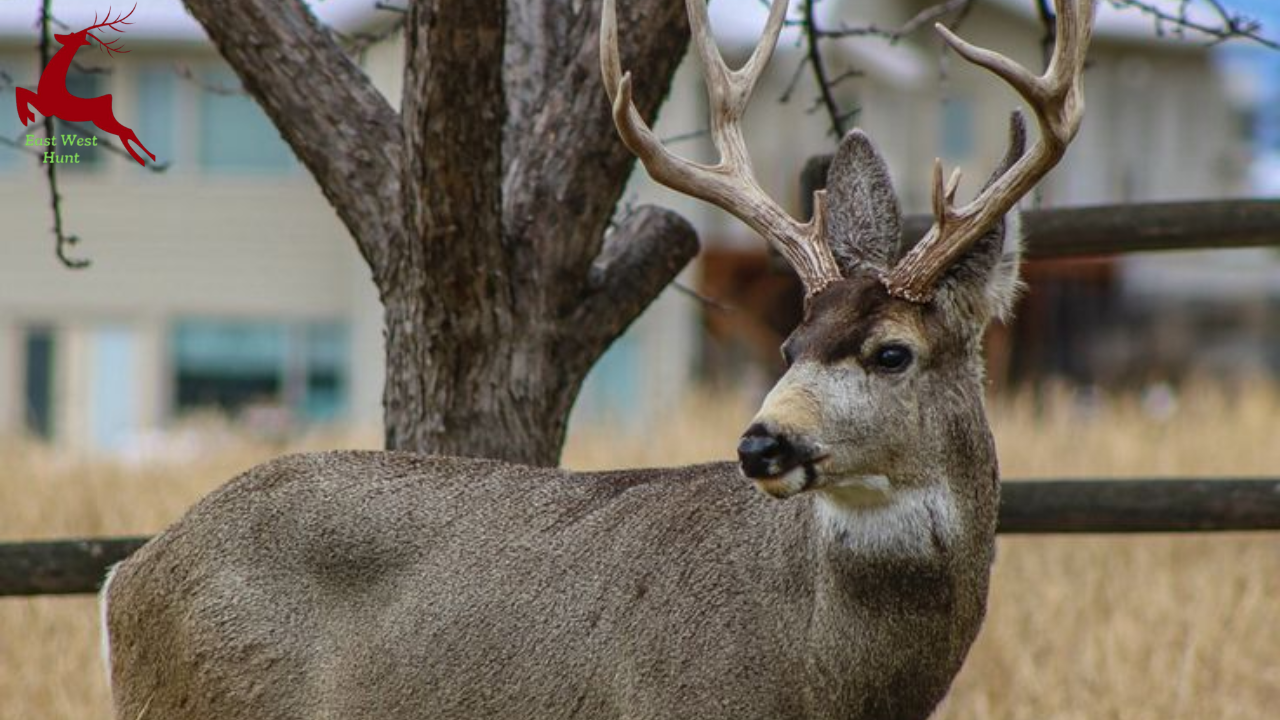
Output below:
[14,4,155,166]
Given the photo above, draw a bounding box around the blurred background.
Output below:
[0,0,1278,449]
[0,1,1278,719]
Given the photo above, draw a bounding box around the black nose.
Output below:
[737,423,798,479]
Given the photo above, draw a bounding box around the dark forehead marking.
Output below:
[789,276,914,364]
[803,275,894,326]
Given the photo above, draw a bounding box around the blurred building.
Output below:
[662,0,1263,390]
[0,0,695,449]
[0,0,1268,451]
[0,1,386,449]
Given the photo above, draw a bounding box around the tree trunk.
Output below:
[382,205,698,465]
[382,291,578,464]
[181,0,698,466]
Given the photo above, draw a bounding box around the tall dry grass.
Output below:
[1,382,1278,719]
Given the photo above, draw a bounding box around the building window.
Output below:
[170,319,347,423]
[574,329,641,426]
[54,70,105,169]
[23,327,56,439]
[172,320,285,414]
[0,64,19,172]
[301,323,348,422]
[89,326,139,450]
[940,96,974,162]
[197,67,295,173]
[136,68,175,168]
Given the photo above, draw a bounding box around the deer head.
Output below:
[603,0,1092,503]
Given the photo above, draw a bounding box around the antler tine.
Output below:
[83,3,136,56]
[685,0,787,120]
[884,0,1094,303]
[601,0,841,298]
[85,3,137,33]
[116,3,137,27]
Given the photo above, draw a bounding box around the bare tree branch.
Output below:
[0,134,43,156]
[573,205,699,369]
[793,0,1277,171]
[171,62,245,96]
[39,0,88,269]
[778,53,809,103]
[671,280,736,313]
[334,15,406,58]
[793,0,977,140]
[180,0,405,280]
[501,0,693,295]
[1106,0,1279,50]
[803,0,846,137]
[1036,0,1057,65]
[808,0,975,42]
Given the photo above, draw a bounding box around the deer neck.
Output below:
[800,471,993,718]
[806,391,1002,561]
[38,43,78,95]
[811,476,962,561]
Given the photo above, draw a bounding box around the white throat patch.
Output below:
[815,480,960,558]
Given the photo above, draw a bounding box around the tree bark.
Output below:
[181,0,699,466]
[181,0,403,276]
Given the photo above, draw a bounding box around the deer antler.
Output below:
[85,4,137,57]
[601,0,842,299]
[884,0,1095,303]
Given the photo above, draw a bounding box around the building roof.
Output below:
[712,0,1225,50]
[980,0,1224,45]
[2,1,1230,49]
[704,0,1224,90]
[0,0,387,43]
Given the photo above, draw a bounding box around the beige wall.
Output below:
[0,43,379,445]
[651,0,1247,224]
[917,3,1246,206]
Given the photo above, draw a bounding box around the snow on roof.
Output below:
[0,0,386,43]
[982,0,1223,45]
[0,0,1228,51]
[708,1,931,85]
[713,0,1227,51]
[705,0,1224,87]
[0,0,839,48]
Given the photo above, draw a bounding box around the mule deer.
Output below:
[102,0,1093,717]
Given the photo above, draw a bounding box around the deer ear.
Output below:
[935,112,1028,322]
[821,130,904,276]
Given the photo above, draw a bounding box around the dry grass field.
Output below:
[2,381,1278,719]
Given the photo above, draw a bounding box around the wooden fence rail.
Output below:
[3,199,1278,598]
[2,478,1278,597]
[916,200,1280,259]
[800,161,1280,258]
[997,478,1280,533]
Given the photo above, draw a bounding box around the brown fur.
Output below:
[105,126,1018,720]
[107,450,993,720]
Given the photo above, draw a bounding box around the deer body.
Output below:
[107,448,994,720]
[104,0,1092,717]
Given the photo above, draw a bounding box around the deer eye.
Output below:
[871,344,913,373]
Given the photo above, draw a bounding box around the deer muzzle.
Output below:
[737,422,825,498]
